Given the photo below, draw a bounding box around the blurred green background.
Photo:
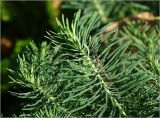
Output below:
[1,0,159,117]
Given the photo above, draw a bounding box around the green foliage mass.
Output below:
[62,0,153,23]
[9,10,160,117]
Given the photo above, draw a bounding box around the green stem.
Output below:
[92,0,107,23]
[83,54,127,116]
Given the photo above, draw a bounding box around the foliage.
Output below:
[62,0,152,23]
[1,0,59,105]
[119,23,160,116]
[1,1,61,116]
[9,9,160,117]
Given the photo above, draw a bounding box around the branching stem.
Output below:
[96,55,109,81]
[84,54,127,116]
